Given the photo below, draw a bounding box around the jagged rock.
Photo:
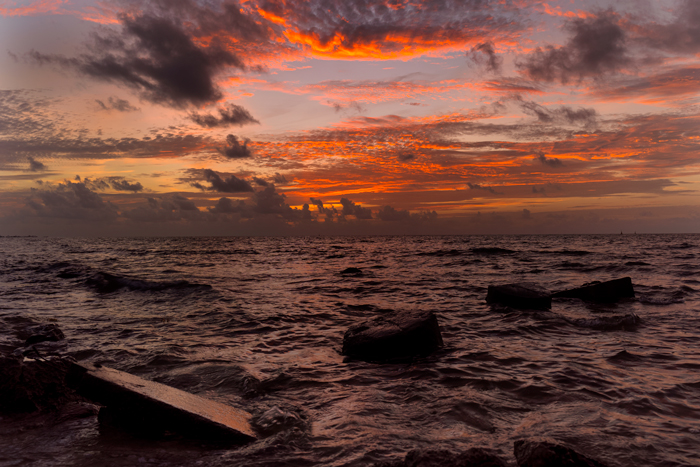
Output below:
[552,277,634,303]
[0,355,78,414]
[24,323,65,346]
[514,440,609,467]
[70,362,257,444]
[375,447,509,467]
[342,309,443,362]
[486,284,551,310]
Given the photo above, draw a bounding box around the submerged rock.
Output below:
[568,313,641,331]
[342,309,443,362]
[553,277,634,303]
[514,440,609,467]
[486,284,551,310]
[376,447,508,467]
[340,267,363,275]
[24,323,65,346]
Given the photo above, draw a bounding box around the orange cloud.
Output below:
[0,0,67,17]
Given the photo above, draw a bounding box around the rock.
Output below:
[342,309,443,362]
[0,355,78,414]
[24,323,65,346]
[341,267,363,275]
[69,362,256,444]
[514,440,609,467]
[552,277,634,303]
[486,284,551,310]
[375,447,509,467]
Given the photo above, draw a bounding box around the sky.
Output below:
[1,0,700,236]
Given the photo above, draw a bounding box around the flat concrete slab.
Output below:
[69,363,256,444]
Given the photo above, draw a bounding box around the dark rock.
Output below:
[24,323,65,346]
[486,284,551,310]
[514,440,609,467]
[552,277,634,303]
[342,309,443,362]
[341,267,363,275]
[69,362,256,444]
[0,355,78,414]
[376,447,509,467]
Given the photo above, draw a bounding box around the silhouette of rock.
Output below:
[553,277,634,303]
[24,323,65,346]
[0,355,77,414]
[342,309,443,362]
[375,447,508,467]
[514,440,609,467]
[486,284,551,310]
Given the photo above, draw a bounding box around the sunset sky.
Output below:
[1,0,700,235]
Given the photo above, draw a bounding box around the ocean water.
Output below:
[1,234,699,467]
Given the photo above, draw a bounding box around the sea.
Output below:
[1,234,699,467]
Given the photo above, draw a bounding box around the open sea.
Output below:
[1,234,699,467]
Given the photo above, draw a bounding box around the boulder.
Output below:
[342,309,443,362]
[0,355,78,414]
[552,277,634,303]
[514,440,609,467]
[375,447,508,467]
[486,284,551,310]
[69,362,257,444]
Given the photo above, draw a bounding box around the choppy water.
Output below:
[1,234,699,467]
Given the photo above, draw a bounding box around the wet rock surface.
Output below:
[341,309,444,362]
[553,277,634,303]
[486,284,552,310]
[375,447,509,467]
[514,440,609,467]
[0,355,79,414]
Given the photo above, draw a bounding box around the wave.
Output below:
[85,271,212,293]
[567,313,641,331]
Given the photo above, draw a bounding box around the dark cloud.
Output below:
[519,101,597,126]
[310,197,338,219]
[209,197,248,215]
[27,156,46,172]
[467,41,503,73]
[26,181,118,220]
[340,197,372,219]
[190,103,259,128]
[467,182,501,194]
[535,152,564,168]
[192,169,255,193]
[522,208,531,219]
[109,178,144,192]
[518,10,630,83]
[636,0,700,55]
[28,11,245,108]
[398,152,416,162]
[273,173,289,185]
[253,177,269,187]
[123,195,201,222]
[96,97,140,112]
[220,134,254,159]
